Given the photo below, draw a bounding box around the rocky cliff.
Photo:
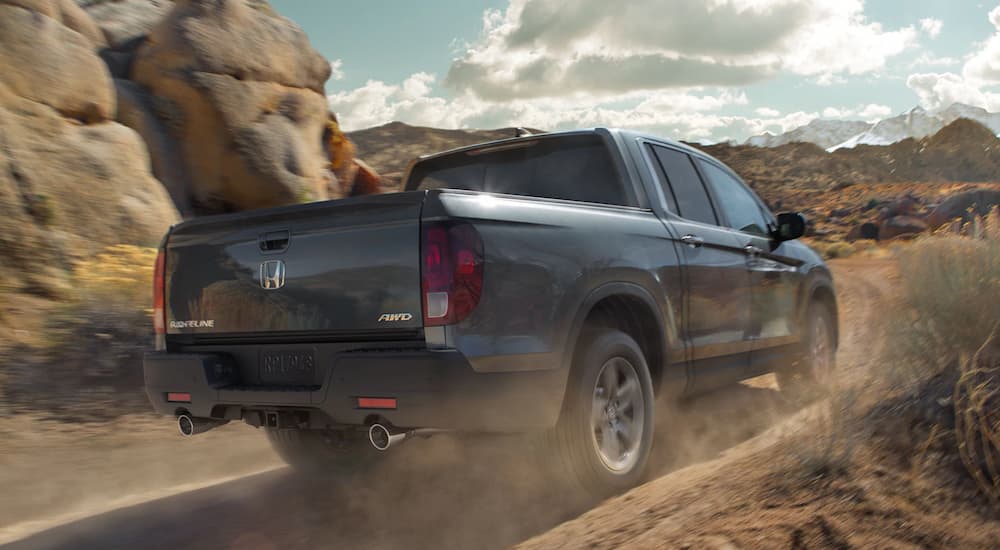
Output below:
[0,0,178,298]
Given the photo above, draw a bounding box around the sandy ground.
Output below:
[1,259,996,549]
[0,416,279,544]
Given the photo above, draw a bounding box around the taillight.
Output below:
[421,221,483,326]
[153,248,166,346]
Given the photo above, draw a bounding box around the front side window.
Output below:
[697,160,771,236]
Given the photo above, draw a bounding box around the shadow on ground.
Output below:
[4,383,794,550]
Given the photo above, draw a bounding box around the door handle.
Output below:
[259,230,290,253]
[680,234,704,248]
[744,244,763,256]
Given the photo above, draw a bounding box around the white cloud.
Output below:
[822,103,891,120]
[329,59,345,81]
[905,5,1000,112]
[906,72,1000,111]
[910,52,959,68]
[755,107,781,117]
[330,72,816,143]
[919,18,943,38]
[445,0,917,101]
[964,5,1000,83]
[858,103,892,119]
[328,74,464,130]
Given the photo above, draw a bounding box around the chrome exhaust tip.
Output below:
[368,423,407,451]
[177,414,226,437]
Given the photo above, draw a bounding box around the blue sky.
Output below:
[272,0,1000,142]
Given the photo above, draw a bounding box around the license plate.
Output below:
[259,350,316,385]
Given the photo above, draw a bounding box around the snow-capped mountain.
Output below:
[746,119,872,150]
[745,103,1000,152]
[938,103,1000,135]
[828,106,943,150]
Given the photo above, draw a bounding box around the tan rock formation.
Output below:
[0,2,177,298]
[0,4,114,122]
[131,0,332,213]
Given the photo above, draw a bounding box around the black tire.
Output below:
[777,302,836,401]
[266,428,381,476]
[544,329,655,497]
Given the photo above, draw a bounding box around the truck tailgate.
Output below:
[164,192,425,339]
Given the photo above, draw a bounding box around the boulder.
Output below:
[113,78,193,214]
[81,0,173,50]
[878,194,921,221]
[0,5,114,122]
[83,0,174,78]
[132,0,332,213]
[1,0,107,47]
[926,189,1000,229]
[0,83,178,296]
[846,222,880,242]
[879,215,927,240]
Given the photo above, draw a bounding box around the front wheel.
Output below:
[544,329,655,497]
[777,303,836,401]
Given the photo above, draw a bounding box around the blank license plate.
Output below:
[259,350,316,385]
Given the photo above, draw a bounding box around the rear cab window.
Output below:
[405,135,636,207]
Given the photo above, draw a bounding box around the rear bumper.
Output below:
[143,349,566,432]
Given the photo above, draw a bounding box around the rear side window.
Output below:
[697,160,771,236]
[649,145,718,225]
[406,135,634,207]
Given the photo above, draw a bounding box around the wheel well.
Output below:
[577,295,665,394]
[811,285,839,349]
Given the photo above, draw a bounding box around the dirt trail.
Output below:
[6,259,981,550]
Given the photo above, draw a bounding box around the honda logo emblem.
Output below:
[259,260,285,290]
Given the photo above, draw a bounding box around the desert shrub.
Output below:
[72,244,157,314]
[888,223,1000,382]
[953,333,1000,504]
[2,245,158,419]
[877,217,1000,507]
[824,241,856,259]
[810,240,856,260]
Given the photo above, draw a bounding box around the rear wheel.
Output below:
[266,428,381,476]
[544,329,655,497]
[777,303,836,401]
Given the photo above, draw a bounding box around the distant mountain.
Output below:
[746,119,873,150]
[745,103,1000,152]
[702,118,1000,200]
[938,103,1000,134]
[830,106,949,150]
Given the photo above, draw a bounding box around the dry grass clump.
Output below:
[954,332,1000,504]
[2,245,158,419]
[889,211,1000,382]
[812,240,857,259]
[72,244,157,313]
[878,211,1000,506]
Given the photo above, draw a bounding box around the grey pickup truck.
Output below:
[144,128,837,495]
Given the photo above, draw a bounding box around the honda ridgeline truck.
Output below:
[144,128,837,495]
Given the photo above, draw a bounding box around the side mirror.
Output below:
[774,212,806,241]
